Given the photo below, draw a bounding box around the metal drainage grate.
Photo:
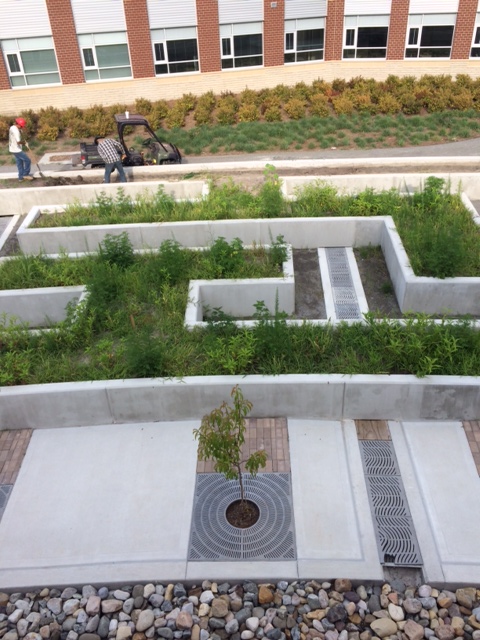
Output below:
[0,485,13,521]
[188,473,296,561]
[360,441,423,567]
[325,247,361,320]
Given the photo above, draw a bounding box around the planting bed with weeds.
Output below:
[34,174,480,279]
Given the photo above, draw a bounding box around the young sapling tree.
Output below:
[193,385,267,512]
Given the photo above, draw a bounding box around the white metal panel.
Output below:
[285,0,327,20]
[409,0,459,12]
[344,0,392,15]
[218,0,263,23]
[0,0,51,39]
[147,0,197,29]
[71,0,126,34]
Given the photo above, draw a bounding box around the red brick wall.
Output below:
[196,0,221,72]
[124,0,154,78]
[264,0,285,67]
[0,51,11,90]
[325,0,345,61]
[387,0,409,60]
[452,0,478,59]
[45,0,84,84]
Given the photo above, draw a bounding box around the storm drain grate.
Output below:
[0,485,13,522]
[325,248,361,319]
[188,473,296,561]
[360,441,423,566]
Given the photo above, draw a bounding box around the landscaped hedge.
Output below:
[3,74,480,141]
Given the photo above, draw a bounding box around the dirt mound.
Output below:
[41,175,84,187]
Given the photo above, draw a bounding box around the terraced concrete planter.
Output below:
[0,285,86,328]
[185,245,294,327]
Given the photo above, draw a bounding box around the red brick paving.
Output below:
[196,417,290,473]
[0,430,32,484]
[462,421,480,476]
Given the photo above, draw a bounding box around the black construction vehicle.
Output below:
[80,114,181,168]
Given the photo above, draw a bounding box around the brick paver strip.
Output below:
[462,421,480,476]
[197,417,290,473]
[355,420,391,440]
[0,430,32,485]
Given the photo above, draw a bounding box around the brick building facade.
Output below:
[1,0,480,113]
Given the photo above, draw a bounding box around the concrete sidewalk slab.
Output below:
[0,422,199,589]
[288,419,384,581]
[391,421,480,585]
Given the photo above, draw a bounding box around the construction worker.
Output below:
[9,117,34,181]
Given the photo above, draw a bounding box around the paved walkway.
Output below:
[0,418,478,588]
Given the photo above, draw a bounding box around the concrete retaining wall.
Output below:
[381,219,480,315]
[18,213,386,255]
[0,375,478,430]
[0,286,86,327]
[0,180,207,218]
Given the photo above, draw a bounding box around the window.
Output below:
[1,37,60,87]
[78,33,131,81]
[343,16,389,59]
[220,23,263,69]
[284,18,324,63]
[405,14,455,58]
[151,27,199,75]
[471,14,480,57]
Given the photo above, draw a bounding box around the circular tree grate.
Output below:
[188,473,296,561]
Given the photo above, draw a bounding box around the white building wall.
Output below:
[218,0,263,23]
[285,0,327,19]
[70,0,127,34]
[0,0,51,39]
[147,0,197,29]
[409,0,459,12]
[344,0,392,15]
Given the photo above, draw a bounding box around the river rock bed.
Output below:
[1,581,479,640]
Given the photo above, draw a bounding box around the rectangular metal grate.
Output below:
[325,247,362,319]
[360,441,423,567]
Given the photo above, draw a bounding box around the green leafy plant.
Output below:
[193,385,267,506]
[98,232,135,270]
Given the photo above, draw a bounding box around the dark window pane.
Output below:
[408,28,419,45]
[168,60,199,74]
[297,49,323,62]
[285,33,294,50]
[357,26,388,48]
[284,52,295,63]
[83,48,95,67]
[471,46,480,57]
[420,25,454,47]
[356,48,387,58]
[405,47,418,57]
[233,33,262,57]
[7,53,20,73]
[343,48,355,58]
[234,54,263,67]
[297,29,324,51]
[222,38,231,56]
[475,27,480,45]
[419,46,451,57]
[345,29,355,46]
[155,63,168,74]
[166,39,198,62]
[154,43,165,61]
[222,58,233,68]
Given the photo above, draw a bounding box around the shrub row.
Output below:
[2,74,480,141]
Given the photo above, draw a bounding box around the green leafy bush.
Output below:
[98,232,135,270]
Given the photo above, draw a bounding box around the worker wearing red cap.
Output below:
[9,117,34,181]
